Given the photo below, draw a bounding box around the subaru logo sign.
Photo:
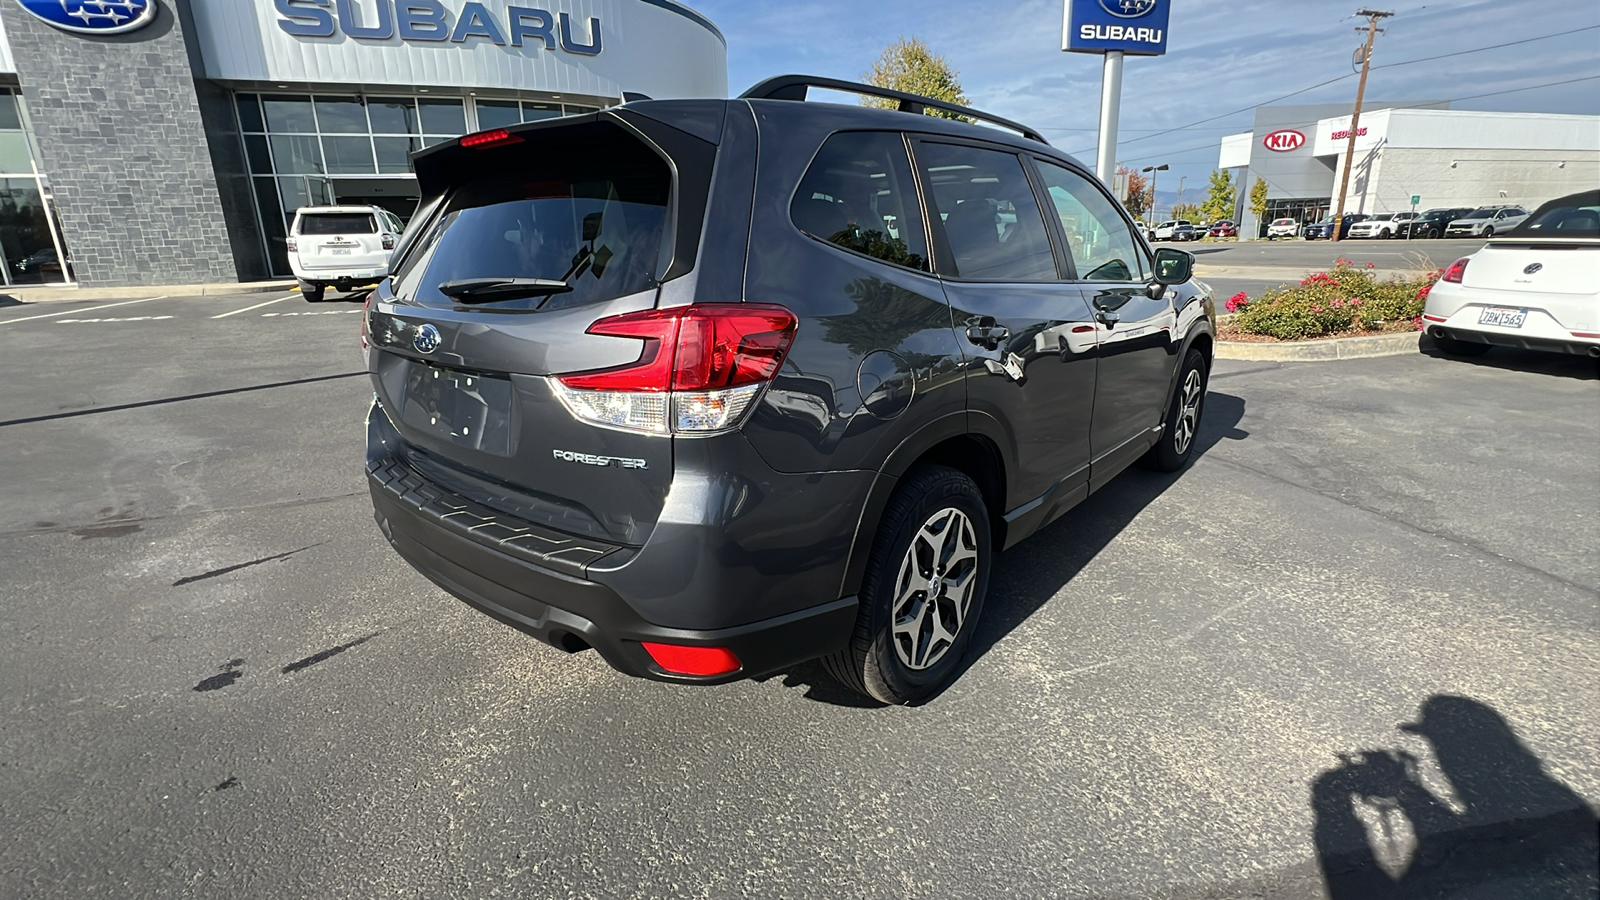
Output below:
[413,323,441,354]
[16,0,158,35]
[1523,263,1543,275]
[1099,0,1156,17]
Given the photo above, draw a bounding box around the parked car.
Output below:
[1346,211,1418,239]
[12,247,69,278]
[1423,190,1599,359]
[1208,220,1237,238]
[1444,205,1529,239]
[1171,224,1200,242]
[1396,207,1473,239]
[1154,219,1193,241]
[288,205,405,301]
[1266,218,1300,240]
[1302,214,1369,240]
[363,75,1217,704]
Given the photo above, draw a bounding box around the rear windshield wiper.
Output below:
[437,277,572,304]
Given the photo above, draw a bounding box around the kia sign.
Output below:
[1262,129,1306,152]
[1063,0,1170,56]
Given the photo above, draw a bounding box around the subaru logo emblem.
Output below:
[1523,262,1543,275]
[1099,0,1157,17]
[17,0,159,35]
[413,323,441,355]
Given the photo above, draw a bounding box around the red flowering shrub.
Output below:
[1232,261,1442,340]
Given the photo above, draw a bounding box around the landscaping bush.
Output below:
[1228,259,1442,341]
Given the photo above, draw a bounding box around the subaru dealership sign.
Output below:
[16,0,159,35]
[1062,0,1169,56]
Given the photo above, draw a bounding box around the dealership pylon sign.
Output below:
[1062,0,1172,186]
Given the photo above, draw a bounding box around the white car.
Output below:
[1423,190,1599,359]
[1153,219,1192,241]
[1266,217,1299,240]
[287,205,404,301]
[1346,212,1417,239]
[1443,205,1529,239]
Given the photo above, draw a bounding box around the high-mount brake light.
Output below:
[553,304,798,435]
[1442,258,1470,283]
[459,128,523,149]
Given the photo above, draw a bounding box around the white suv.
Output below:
[1444,206,1529,239]
[1346,212,1417,239]
[288,205,404,301]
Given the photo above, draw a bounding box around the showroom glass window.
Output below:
[0,88,73,286]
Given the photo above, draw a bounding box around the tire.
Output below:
[1141,348,1209,472]
[1432,334,1492,357]
[300,281,325,303]
[1482,227,1494,238]
[822,466,993,705]
[1427,227,1439,239]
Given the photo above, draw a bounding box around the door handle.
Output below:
[1095,310,1121,328]
[964,316,1011,350]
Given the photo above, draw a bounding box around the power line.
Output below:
[1068,25,1598,156]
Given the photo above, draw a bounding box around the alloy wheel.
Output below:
[891,508,980,670]
[1174,368,1203,455]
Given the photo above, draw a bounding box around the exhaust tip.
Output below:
[550,631,591,654]
[1588,346,1600,359]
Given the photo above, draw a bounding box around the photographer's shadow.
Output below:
[1314,695,1599,899]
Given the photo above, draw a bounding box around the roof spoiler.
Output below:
[739,74,1049,145]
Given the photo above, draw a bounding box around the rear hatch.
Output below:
[1466,240,1600,296]
[367,109,722,547]
[295,210,387,271]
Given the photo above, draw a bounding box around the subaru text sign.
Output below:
[16,0,159,35]
[276,0,602,55]
[1063,0,1169,56]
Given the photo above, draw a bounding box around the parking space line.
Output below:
[0,295,168,326]
[212,294,295,319]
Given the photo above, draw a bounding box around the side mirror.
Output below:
[1152,247,1193,286]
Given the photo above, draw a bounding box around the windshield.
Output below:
[1368,214,1395,222]
[298,213,376,235]
[394,152,671,311]
[1461,209,1495,219]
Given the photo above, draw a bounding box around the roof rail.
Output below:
[738,75,1049,145]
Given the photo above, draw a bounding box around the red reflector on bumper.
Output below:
[1422,314,1447,322]
[641,642,742,676]
[1572,331,1600,339]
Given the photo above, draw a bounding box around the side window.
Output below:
[1033,159,1143,282]
[790,132,929,273]
[914,141,1058,282]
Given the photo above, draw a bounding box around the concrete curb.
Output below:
[1216,330,1421,361]
[0,281,296,303]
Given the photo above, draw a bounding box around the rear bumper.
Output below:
[1424,282,1600,355]
[365,403,864,684]
[290,263,390,283]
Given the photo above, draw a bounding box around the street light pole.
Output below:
[1142,164,1168,223]
[1332,8,1393,243]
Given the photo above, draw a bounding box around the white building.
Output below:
[1219,106,1599,238]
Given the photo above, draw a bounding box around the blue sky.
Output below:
[688,0,1600,201]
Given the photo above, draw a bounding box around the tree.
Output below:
[863,38,969,120]
[1249,178,1270,226]
[1118,165,1149,220]
[1170,202,1202,221]
[1201,169,1236,223]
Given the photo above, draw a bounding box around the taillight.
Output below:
[640,642,742,677]
[361,294,371,351]
[286,236,298,253]
[382,235,395,250]
[1442,258,1470,283]
[553,304,798,435]
[459,128,522,149]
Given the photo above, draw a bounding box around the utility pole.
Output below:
[1176,175,1187,215]
[1142,164,1168,222]
[1332,8,1393,242]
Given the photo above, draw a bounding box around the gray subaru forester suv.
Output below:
[364,76,1215,704]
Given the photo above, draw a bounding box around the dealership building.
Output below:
[1219,103,1600,238]
[0,0,726,287]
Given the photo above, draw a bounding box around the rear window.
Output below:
[1507,194,1600,238]
[393,140,670,311]
[299,213,376,235]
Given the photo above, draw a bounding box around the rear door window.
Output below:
[914,141,1058,282]
[299,213,376,235]
[393,140,671,311]
[790,131,929,273]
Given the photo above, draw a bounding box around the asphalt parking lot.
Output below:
[1,284,1596,898]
